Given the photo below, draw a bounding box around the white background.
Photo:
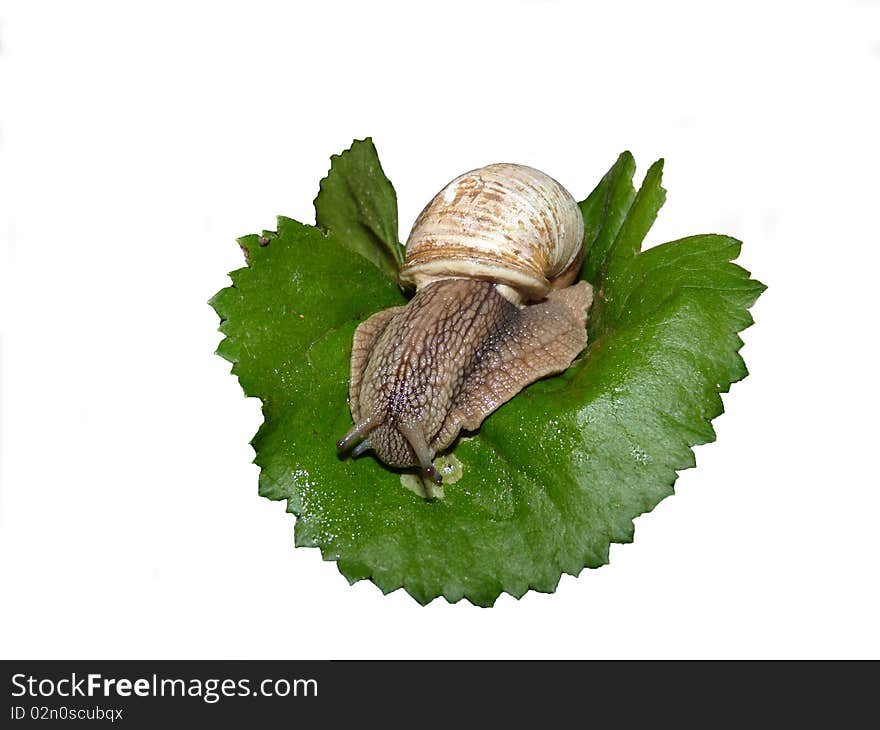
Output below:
[1,0,878,659]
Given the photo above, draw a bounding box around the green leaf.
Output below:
[586,156,667,340]
[211,141,765,606]
[578,151,636,284]
[314,137,403,282]
[605,158,666,282]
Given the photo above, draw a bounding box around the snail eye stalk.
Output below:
[336,415,380,454]
[397,423,442,484]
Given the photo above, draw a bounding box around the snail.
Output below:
[336,163,594,483]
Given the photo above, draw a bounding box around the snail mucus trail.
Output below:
[336,164,594,484]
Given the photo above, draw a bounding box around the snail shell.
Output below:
[338,163,593,485]
[399,164,585,302]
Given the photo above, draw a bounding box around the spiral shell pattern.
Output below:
[399,163,584,301]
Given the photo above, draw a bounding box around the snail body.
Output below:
[337,164,593,483]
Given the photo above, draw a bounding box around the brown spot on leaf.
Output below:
[238,242,252,264]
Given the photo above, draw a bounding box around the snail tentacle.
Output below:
[350,440,373,458]
[336,414,381,454]
[397,423,442,484]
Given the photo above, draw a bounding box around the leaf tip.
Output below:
[647,157,665,178]
[643,158,666,195]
